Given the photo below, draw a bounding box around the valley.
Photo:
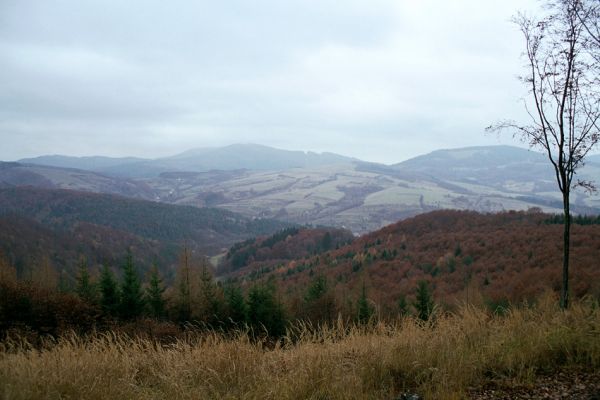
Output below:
[6,144,600,234]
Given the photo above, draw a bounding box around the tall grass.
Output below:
[1,294,598,400]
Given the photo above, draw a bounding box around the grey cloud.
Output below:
[1,0,536,162]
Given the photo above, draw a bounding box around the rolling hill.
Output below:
[224,209,600,314]
[0,162,157,200]
[0,187,291,281]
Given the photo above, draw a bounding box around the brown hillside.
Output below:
[229,210,600,314]
[220,226,354,274]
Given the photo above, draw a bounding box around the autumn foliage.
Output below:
[230,210,600,318]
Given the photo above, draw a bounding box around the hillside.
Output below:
[0,214,177,284]
[225,210,600,313]
[394,145,600,205]
[0,162,157,200]
[0,187,291,280]
[220,226,354,274]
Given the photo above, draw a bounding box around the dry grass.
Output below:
[1,294,599,400]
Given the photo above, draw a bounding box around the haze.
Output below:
[1,0,540,163]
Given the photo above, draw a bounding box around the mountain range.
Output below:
[18,144,357,178]
[5,144,600,234]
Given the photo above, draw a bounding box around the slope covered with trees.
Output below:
[220,226,354,274]
[227,210,600,316]
[0,187,291,283]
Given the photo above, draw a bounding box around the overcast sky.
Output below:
[1,0,542,164]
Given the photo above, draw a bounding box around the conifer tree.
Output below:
[224,284,247,327]
[76,257,96,303]
[414,280,434,321]
[247,279,286,337]
[357,282,374,324]
[176,247,192,322]
[199,263,221,326]
[305,275,327,303]
[304,275,335,323]
[146,264,166,319]
[99,264,119,317]
[119,251,144,320]
[397,294,409,317]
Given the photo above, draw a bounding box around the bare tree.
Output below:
[576,0,600,50]
[488,0,600,309]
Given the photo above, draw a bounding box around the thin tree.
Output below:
[119,251,144,320]
[488,0,599,308]
[76,257,96,303]
[575,0,600,54]
[397,294,409,317]
[224,284,248,327]
[304,275,335,323]
[247,279,286,337]
[413,280,434,321]
[176,246,193,322]
[99,264,120,317]
[198,261,222,326]
[146,264,166,319]
[357,281,374,324]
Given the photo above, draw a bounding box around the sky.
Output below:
[0,0,542,164]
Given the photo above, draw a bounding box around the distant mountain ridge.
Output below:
[17,155,148,172]
[18,144,358,178]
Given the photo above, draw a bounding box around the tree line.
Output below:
[0,247,436,339]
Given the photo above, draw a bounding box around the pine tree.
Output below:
[305,275,327,303]
[397,294,409,317]
[304,275,335,323]
[414,280,434,321]
[224,284,247,327]
[247,280,286,337]
[146,264,166,319]
[76,257,96,303]
[199,263,221,326]
[99,264,119,317]
[119,251,144,320]
[320,231,332,251]
[176,247,192,322]
[357,282,374,324]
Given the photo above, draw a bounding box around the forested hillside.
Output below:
[226,210,600,315]
[220,226,354,274]
[0,187,291,282]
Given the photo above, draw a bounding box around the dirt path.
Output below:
[468,369,600,399]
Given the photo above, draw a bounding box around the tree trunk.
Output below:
[560,192,571,309]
